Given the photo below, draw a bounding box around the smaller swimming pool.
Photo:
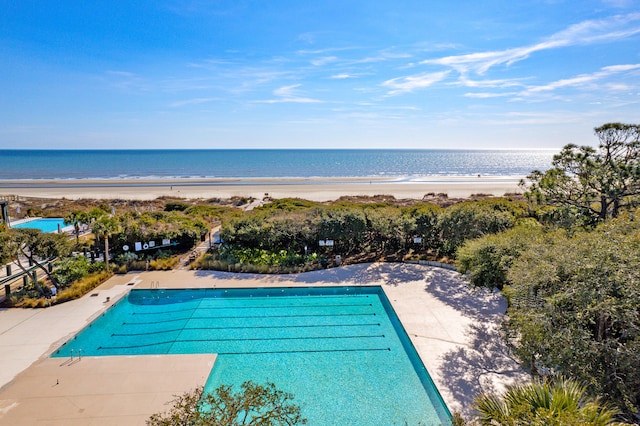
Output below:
[12,218,69,233]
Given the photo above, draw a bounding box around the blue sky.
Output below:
[1,0,639,149]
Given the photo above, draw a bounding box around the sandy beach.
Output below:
[0,175,525,201]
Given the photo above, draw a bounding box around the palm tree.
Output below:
[64,210,89,243]
[474,378,632,426]
[91,216,119,271]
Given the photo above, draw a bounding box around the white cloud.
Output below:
[463,92,515,98]
[524,63,640,94]
[311,56,338,66]
[422,13,640,74]
[331,73,357,79]
[257,84,322,103]
[454,76,525,89]
[382,71,450,95]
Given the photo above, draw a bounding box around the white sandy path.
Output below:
[0,263,527,423]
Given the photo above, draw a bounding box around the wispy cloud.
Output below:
[464,92,515,98]
[105,70,148,91]
[257,84,322,103]
[523,63,640,94]
[454,76,526,89]
[311,56,338,66]
[381,71,450,95]
[422,13,640,74]
[331,73,357,79]
[169,97,219,107]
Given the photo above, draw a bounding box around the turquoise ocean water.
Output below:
[0,149,555,180]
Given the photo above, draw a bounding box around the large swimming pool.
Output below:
[52,286,452,425]
[12,217,68,233]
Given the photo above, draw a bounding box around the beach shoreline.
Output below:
[0,175,526,201]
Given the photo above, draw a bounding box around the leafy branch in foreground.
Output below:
[147,381,307,426]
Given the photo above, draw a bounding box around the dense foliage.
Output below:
[457,215,640,417]
[474,378,632,426]
[147,381,306,426]
[523,123,640,225]
[3,227,72,288]
[51,256,105,286]
[112,211,208,251]
[505,218,640,415]
[216,197,526,269]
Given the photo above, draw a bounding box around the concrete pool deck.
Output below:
[0,263,527,424]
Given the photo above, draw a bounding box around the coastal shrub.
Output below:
[403,203,443,254]
[437,198,524,257]
[164,201,190,211]
[255,198,319,212]
[456,221,547,289]
[56,270,114,303]
[116,252,138,264]
[196,252,321,274]
[221,247,310,267]
[219,197,528,264]
[52,255,102,287]
[185,204,236,222]
[113,210,208,254]
[315,208,367,255]
[150,257,178,270]
[504,217,640,416]
[20,297,49,308]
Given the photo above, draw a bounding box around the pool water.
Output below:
[12,218,68,233]
[52,286,452,425]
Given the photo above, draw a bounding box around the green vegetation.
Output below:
[55,270,114,303]
[198,247,320,274]
[51,255,104,286]
[1,200,222,306]
[208,197,526,273]
[3,228,72,289]
[523,123,640,225]
[456,123,640,421]
[473,378,632,426]
[457,216,640,419]
[91,214,120,271]
[147,381,306,426]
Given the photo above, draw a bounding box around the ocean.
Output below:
[0,149,556,180]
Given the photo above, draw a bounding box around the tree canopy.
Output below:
[456,214,640,417]
[147,381,306,426]
[523,123,640,224]
[5,228,72,288]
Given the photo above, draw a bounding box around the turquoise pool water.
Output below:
[12,218,67,233]
[52,286,452,425]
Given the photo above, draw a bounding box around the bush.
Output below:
[19,297,49,308]
[164,201,190,212]
[52,256,105,287]
[56,270,114,303]
[504,217,640,415]
[456,221,546,289]
[150,257,178,270]
[196,252,321,274]
[437,199,523,257]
